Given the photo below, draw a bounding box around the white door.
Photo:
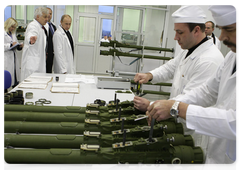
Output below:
[74,11,114,74]
[75,13,98,74]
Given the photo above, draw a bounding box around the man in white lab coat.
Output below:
[21,7,48,81]
[133,6,224,153]
[146,5,236,163]
[53,14,75,74]
[205,21,221,50]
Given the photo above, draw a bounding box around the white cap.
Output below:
[172,6,206,24]
[208,5,236,26]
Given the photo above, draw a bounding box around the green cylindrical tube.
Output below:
[100,41,174,53]
[4,104,86,113]
[4,122,185,148]
[5,145,203,164]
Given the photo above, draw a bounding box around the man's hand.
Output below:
[146,100,175,125]
[30,36,37,45]
[133,96,150,112]
[146,100,188,125]
[134,73,153,84]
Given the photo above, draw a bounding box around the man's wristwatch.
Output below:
[170,101,180,118]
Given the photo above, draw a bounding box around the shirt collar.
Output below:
[185,36,208,59]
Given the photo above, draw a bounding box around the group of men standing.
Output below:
[21,7,75,81]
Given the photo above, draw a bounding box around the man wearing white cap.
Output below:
[146,5,236,163]
[133,5,223,155]
[134,5,223,107]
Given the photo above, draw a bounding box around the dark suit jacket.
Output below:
[46,22,57,73]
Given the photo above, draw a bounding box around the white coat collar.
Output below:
[33,19,43,28]
[3,30,13,41]
[58,25,66,35]
[187,39,214,60]
[57,25,73,48]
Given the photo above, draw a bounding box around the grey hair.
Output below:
[34,7,48,19]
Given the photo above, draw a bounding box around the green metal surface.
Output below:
[100,49,173,61]
[100,41,174,53]
[5,122,184,148]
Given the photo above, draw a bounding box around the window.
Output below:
[4,6,12,21]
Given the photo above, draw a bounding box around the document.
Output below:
[10,42,23,50]
[24,76,53,83]
[18,76,52,89]
[65,74,95,84]
[50,83,80,94]
[18,82,48,89]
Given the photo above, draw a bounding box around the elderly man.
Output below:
[147,5,236,164]
[205,21,221,50]
[53,14,75,74]
[21,7,48,80]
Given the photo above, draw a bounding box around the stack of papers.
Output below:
[50,83,80,94]
[65,74,95,84]
[18,76,53,89]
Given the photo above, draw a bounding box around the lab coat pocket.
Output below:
[179,75,189,95]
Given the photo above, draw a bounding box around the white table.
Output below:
[10,73,135,107]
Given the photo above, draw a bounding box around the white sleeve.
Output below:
[149,54,181,84]
[186,104,236,140]
[174,57,223,107]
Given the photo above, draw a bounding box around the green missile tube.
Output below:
[4,101,135,114]
[5,139,203,164]
[100,41,174,53]
[5,118,146,134]
[4,106,143,122]
[4,122,184,148]
[4,104,86,113]
[100,49,172,61]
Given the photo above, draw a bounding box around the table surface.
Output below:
[10,73,135,107]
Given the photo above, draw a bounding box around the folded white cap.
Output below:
[172,6,206,24]
[208,5,236,26]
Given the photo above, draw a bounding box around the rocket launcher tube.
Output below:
[100,41,174,53]
[4,101,135,114]
[4,104,86,113]
[5,142,203,164]
[5,120,183,135]
[0,105,140,123]
[4,120,146,134]
[4,123,185,148]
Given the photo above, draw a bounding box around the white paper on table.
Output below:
[24,75,53,83]
[18,82,48,89]
[65,74,95,84]
[50,83,80,94]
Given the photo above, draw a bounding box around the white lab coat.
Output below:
[4,31,19,85]
[53,26,75,74]
[150,39,224,98]
[149,39,224,155]
[207,35,221,50]
[175,51,236,163]
[21,19,47,81]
